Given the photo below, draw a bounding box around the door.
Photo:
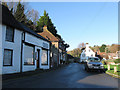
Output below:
[37,49,40,68]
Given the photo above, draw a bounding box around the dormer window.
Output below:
[5,26,14,42]
[46,36,50,40]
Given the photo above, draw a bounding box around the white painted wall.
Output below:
[0,24,2,75]
[1,25,50,74]
[2,25,22,74]
[25,33,49,49]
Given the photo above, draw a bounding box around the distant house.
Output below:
[1,5,50,74]
[96,52,107,60]
[56,35,69,64]
[80,43,95,62]
[108,52,118,59]
[97,51,120,60]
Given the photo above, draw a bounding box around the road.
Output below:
[2,63,119,88]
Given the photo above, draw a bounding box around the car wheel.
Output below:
[100,70,104,73]
[86,67,90,72]
[85,67,87,70]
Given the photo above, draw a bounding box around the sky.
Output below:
[29,2,118,51]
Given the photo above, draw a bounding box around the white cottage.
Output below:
[0,5,50,74]
[80,43,95,62]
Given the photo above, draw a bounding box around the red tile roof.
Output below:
[38,29,59,42]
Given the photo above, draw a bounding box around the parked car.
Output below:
[84,57,104,72]
[80,58,88,63]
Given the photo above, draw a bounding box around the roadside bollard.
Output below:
[114,66,117,73]
[107,64,110,70]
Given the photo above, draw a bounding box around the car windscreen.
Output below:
[88,58,100,62]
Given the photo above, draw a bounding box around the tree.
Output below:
[91,45,100,53]
[14,2,27,24]
[108,44,118,53]
[99,44,106,52]
[2,1,20,15]
[36,10,57,35]
[67,48,81,57]
[2,2,8,8]
[78,43,86,49]
[26,20,35,30]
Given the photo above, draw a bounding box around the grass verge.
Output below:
[104,65,120,78]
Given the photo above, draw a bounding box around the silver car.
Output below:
[84,57,104,72]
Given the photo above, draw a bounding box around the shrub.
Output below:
[114,59,120,64]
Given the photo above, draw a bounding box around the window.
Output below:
[5,26,14,42]
[88,57,100,62]
[82,54,85,57]
[91,54,93,57]
[24,44,35,65]
[46,36,50,41]
[3,49,13,66]
[41,49,48,65]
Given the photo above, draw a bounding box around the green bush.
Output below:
[114,59,120,64]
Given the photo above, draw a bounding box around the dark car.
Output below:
[84,57,104,72]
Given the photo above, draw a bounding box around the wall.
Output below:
[2,25,22,74]
[25,33,49,49]
[0,24,2,75]
[50,44,59,67]
[2,26,50,74]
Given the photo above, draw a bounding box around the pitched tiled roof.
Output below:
[1,4,50,42]
[107,53,117,57]
[38,29,59,42]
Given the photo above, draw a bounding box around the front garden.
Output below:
[102,59,120,78]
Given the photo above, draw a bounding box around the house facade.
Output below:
[37,26,59,68]
[58,40,68,64]
[107,52,120,59]
[1,5,50,74]
[38,26,69,67]
[80,43,95,62]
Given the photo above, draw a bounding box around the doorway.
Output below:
[37,49,40,69]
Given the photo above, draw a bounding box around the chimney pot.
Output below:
[43,25,47,31]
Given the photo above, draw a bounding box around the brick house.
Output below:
[37,26,69,68]
[37,26,60,68]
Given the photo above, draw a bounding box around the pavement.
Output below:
[2,64,67,81]
[2,63,120,88]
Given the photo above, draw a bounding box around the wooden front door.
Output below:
[37,49,40,68]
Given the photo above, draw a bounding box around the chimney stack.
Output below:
[86,43,89,49]
[43,25,47,31]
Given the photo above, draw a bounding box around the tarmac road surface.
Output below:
[2,63,119,88]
